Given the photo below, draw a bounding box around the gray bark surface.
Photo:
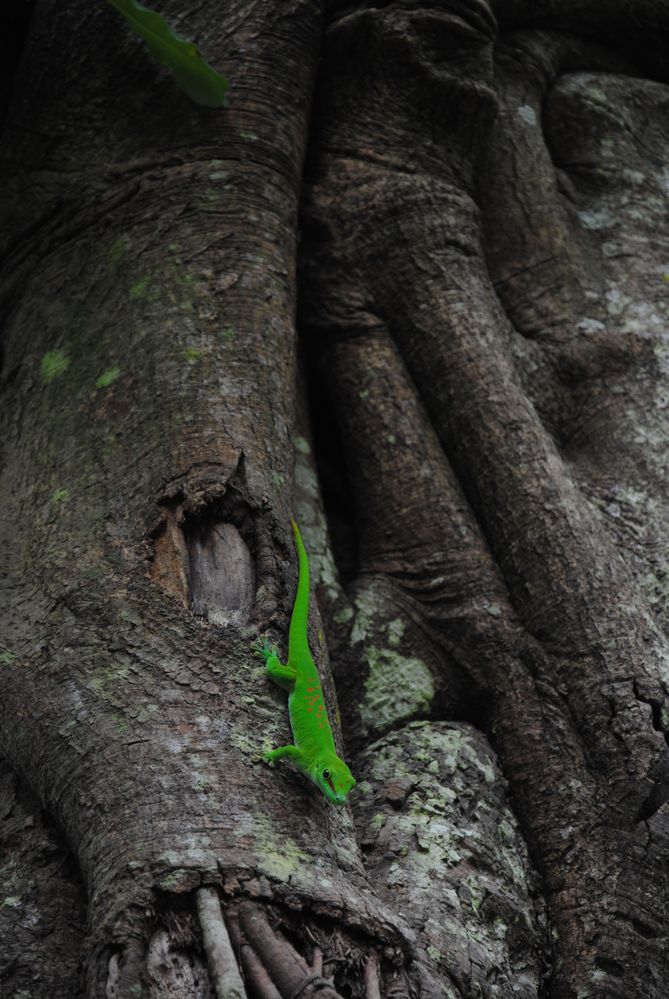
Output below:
[1,0,668,996]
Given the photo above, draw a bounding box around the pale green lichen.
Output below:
[620,169,647,187]
[498,819,514,844]
[604,287,630,317]
[95,366,121,388]
[113,715,129,735]
[468,884,484,912]
[99,663,130,685]
[0,649,16,666]
[253,816,310,881]
[87,662,132,705]
[294,436,311,454]
[231,708,281,755]
[200,188,221,205]
[136,703,158,722]
[426,943,442,965]
[156,844,217,871]
[356,722,540,992]
[109,236,129,272]
[41,350,70,382]
[516,104,536,125]
[584,82,609,104]
[578,207,615,230]
[386,862,406,886]
[193,774,212,793]
[222,327,236,343]
[103,432,119,458]
[360,647,434,733]
[350,589,379,645]
[334,605,354,625]
[492,916,508,940]
[51,488,69,503]
[184,346,202,362]
[387,618,405,647]
[292,495,340,604]
[130,277,150,298]
[159,872,182,891]
[369,812,385,834]
[355,780,373,797]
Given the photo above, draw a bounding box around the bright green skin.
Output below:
[258,520,356,805]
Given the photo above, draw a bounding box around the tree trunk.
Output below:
[1,1,668,997]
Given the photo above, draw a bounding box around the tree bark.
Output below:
[1,0,668,997]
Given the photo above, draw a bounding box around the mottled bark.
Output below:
[0,0,397,993]
[0,761,85,997]
[1,0,668,997]
[300,2,669,997]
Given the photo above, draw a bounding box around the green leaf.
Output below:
[107,0,229,108]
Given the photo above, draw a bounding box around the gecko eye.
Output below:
[322,769,331,781]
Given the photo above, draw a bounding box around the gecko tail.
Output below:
[288,518,310,662]
[290,518,307,563]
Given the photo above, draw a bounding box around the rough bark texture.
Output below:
[1,0,668,996]
[0,761,85,997]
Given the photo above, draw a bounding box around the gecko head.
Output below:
[311,755,356,805]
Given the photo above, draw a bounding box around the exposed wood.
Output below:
[151,509,190,607]
[188,521,255,626]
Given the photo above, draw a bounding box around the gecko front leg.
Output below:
[262,745,304,767]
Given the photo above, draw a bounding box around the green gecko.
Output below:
[256,519,356,805]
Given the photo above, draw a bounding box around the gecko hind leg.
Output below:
[265,657,297,691]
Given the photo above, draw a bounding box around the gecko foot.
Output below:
[253,636,279,663]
